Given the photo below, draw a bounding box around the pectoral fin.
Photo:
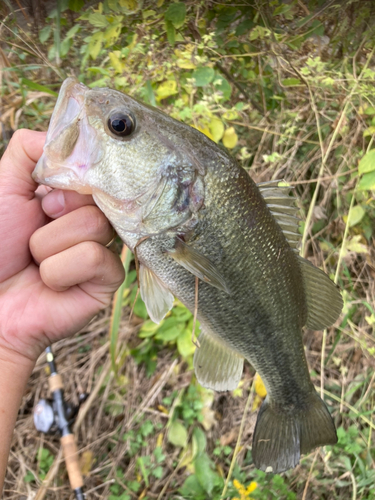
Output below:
[139,265,174,323]
[298,256,343,330]
[193,331,244,391]
[168,238,230,294]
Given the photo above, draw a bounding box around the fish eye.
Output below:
[107,113,135,137]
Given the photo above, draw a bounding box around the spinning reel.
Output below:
[33,347,88,500]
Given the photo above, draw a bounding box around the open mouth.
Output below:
[32,77,103,193]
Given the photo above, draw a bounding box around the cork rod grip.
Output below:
[48,374,64,392]
[61,434,84,490]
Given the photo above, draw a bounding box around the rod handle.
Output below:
[61,433,84,490]
[48,373,64,392]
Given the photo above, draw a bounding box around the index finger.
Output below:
[0,130,46,196]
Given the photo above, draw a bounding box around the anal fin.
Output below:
[193,331,244,391]
[298,256,343,330]
[139,264,174,324]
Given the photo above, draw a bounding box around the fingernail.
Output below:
[42,189,65,217]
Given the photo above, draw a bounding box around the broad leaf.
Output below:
[193,67,215,87]
[165,3,186,29]
[358,170,375,190]
[168,420,188,447]
[358,149,375,174]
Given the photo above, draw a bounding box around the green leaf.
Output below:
[358,149,375,174]
[143,9,156,20]
[165,20,175,46]
[24,471,36,483]
[194,453,216,495]
[192,427,206,458]
[139,319,160,338]
[193,67,215,87]
[104,22,123,44]
[156,80,178,100]
[65,24,80,39]
[133,294,148,319]
[88,13,109,28]
[165,2,186,29]
[136,456,149,487]
[177,328,195,357]
[213,75,231,100]
[156,325,182,342]
[358,170,375,190]
[347,205,365,227]
[179,475,206,498]
[88,32,104,60]
[282,77,302,86]
[60,37,72,57]
[152,466,163,479]
[119,0,139,12]
[68,0,84,12]
[168,420,188,447]
[39,26,51,43]
[21,78,58,96]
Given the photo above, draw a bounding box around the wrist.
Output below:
[0,343,36,379]
[0,343,35,492]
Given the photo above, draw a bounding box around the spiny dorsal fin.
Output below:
[193,331,244,391]
[168,237,230,294]
[139,264,174,323]
[257,180,301,252]
[298,256,343,330]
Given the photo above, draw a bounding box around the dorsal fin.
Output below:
[257,180,301,252]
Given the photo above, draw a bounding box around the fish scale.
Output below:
[136,165,310,399]
[32,77,342,473]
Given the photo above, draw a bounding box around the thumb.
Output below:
[0,130,46,197]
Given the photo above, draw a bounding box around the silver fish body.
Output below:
[33,78,342,473]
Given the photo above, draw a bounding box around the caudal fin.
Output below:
[252,391,337,473]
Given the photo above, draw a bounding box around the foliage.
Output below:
[2,0,375,499]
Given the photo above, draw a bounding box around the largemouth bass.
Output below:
[33,77,342,473]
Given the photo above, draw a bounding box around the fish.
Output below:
[32,77,342,473]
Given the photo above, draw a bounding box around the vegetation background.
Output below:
[1,0,375,498]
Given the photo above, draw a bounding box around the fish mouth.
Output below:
[32,156,93,194]
[32,77,103,193]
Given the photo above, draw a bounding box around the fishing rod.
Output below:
[34,346,87,499]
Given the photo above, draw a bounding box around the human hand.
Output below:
[0,129,125,366]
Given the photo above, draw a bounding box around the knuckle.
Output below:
[85,241,105,268]
[39,259,53,286]
[83,206,109,237]
[7,129,24,154]
[29,228,43,261]
[12,129,26,142]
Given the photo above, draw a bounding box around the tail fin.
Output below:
[252,391,337,473]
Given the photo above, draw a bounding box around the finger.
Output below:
[42,189,95,218]
[30,205,114,264]
[40,241,125,299]
[0,130,46,196]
